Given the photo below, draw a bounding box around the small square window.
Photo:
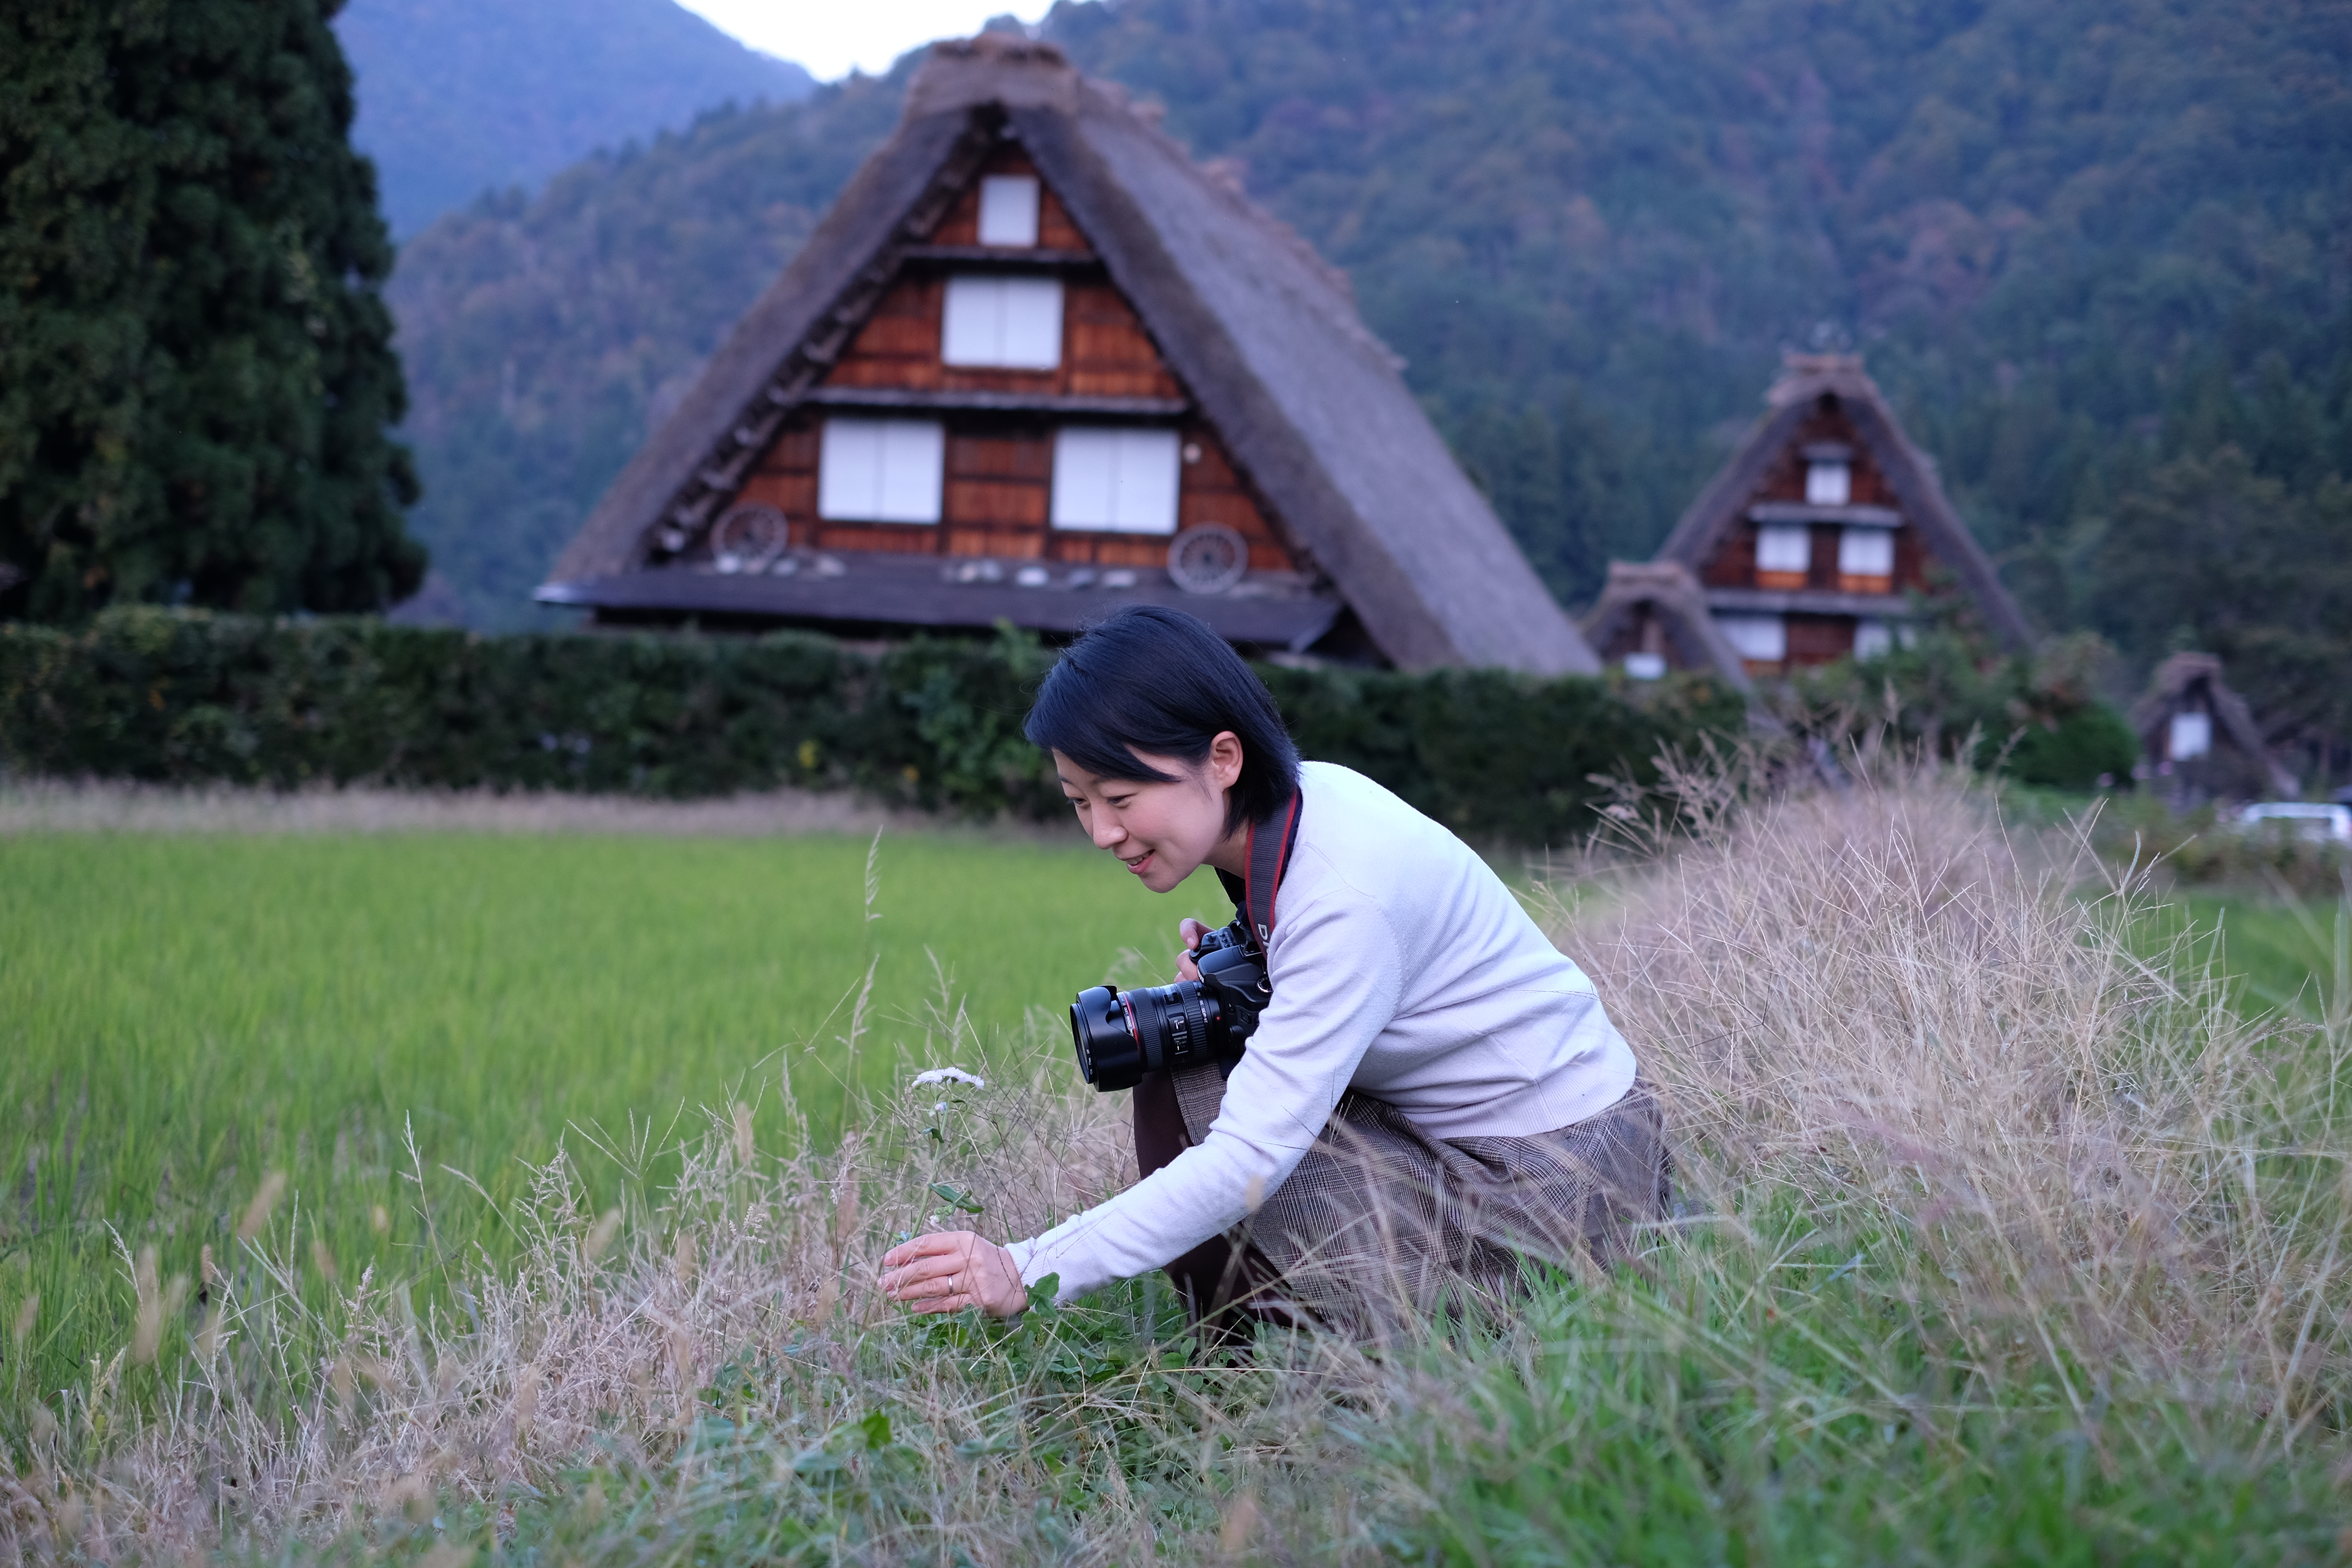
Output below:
[1051,428,1181,534]
[1838,527,1894,578]
[942,276,1063,369]
[1806,461,1852,507]
[1854,619,1893,659]
[1623,651,1667,680]
[2169,710,2213,761]
[1756,524,1812,575]
[1718,613,1787,663]
[818,418,943,523]
[977,176,1041,247]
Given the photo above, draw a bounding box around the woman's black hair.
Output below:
[1025,605,1300,833]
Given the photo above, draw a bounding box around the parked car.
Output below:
[2236,802,2352,844]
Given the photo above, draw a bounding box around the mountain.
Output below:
[334,0,814,236]
[379,0,2351,753]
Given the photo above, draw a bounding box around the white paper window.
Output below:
[1051,428,1182,534]
[1807,460,1852,506]
[1718,613,1788,663]
[1756,524,1812,575]
[1623,651,1667,680]
[1838,526,1895,577]
[2169,710,2213,761]
[1853,619,1893,659]
[977,176,1041,247]
[817,418,943,524]
[941,275,1062,369]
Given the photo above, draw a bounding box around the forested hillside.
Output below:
[336,0,812,235]
[385,0,2350,754]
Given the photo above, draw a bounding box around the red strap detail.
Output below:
[1266,792,1298,940]
[1242,789,1299,951]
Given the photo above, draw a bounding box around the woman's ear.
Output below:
[1207,730,1245,791]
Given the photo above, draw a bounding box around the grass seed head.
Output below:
[731,1101,755,1166]
[582,1208,621,1266]
[513,1364,542,1433]
[1219,1488,1262,1556]
[11,1292,36,1346]
[236,1171,288,1243]
[129,1247,175,1365]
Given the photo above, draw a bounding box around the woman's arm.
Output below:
[876,915,1233,1319]
[1005,880,1406,1302]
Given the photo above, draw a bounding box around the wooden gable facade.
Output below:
[539,37,1597,674]
[725,143,1299,582]
[1589,355,2030,680]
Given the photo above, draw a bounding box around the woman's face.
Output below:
[1052,734,1245,893]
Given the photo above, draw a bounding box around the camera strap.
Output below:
[1215,786,1302,959]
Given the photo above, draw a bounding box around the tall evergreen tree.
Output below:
[0,0,424,622]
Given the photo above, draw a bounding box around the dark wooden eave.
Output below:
[540,551,1343,649]
[1746,501,1902,528]
[1701,585,1935,619]
[801,387,1188,417]
[895,244,1100,268]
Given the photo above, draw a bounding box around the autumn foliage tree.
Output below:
[0,0,424,622]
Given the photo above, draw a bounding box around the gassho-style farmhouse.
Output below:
[538,36,1597,675]
[1583,354,2031,682]
[540,36,2028,686]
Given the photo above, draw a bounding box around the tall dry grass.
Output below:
[6,760,2347,1562]
[1579,757,2351,1441]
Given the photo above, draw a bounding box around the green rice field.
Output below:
[0,826,1227,1415]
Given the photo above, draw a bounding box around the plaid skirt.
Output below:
[1137,1063,1670,1342]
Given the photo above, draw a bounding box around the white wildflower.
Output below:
[911,1067,985,1089]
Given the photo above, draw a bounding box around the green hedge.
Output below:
[0,608,1745,844]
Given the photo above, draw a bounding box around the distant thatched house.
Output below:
[538,36,1596,674]
[2130,652,2295,802]
[1579,562,1753,694]
[1589,354,2029,680]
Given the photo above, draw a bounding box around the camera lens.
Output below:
[1068,980,1226,1093]
[1069,985,1142,1090]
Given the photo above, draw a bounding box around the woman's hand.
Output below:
[879,1231,1028,1318]
[1176,917,1210,981]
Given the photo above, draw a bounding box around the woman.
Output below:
[880,606,1666,1338]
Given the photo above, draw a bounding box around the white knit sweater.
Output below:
[1006,761,1638,1302]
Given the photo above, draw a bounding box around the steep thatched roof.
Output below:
[2130,651,2296,796]
[1580,561,1753,692]
[1656,355,2032,649]
[544,37,1596,675]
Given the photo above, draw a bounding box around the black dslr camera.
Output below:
[1069,918,1271,1092]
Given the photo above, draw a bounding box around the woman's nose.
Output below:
[1091,814,1125,849]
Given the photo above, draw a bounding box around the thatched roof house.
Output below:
[1625,354,2029,678]
[1580,561,1753,691]
[538,36,1596,674]
[2130,652,2295,801]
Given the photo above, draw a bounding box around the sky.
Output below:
[674,0,1059,81]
